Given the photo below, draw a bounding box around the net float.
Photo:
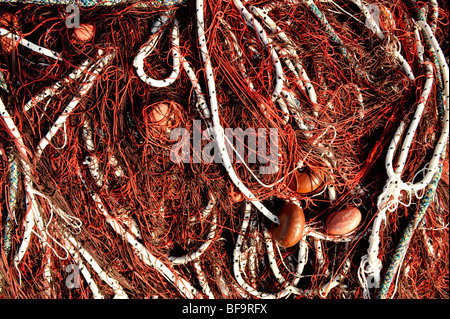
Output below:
[73,23,96,42]
[229,184,244,203]
[148,102,177,131]
[272,202,305,248]
[325,206,362,236]
[288,169,324,194]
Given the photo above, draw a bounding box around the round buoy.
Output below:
[272,202,305,248]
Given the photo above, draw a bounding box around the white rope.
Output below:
[319,257,350,298]
[82,118,104,187]
[1,97,69,280]
[133,15,181,88]
[37,50,115,156]
[233,201,311,298]
[232,0,284,100]
[65,234,128,299]
[351,0,415,80]
[24,58,93,113]
[0,28,62,61]
[192,261,215,299]
[248,4,318,105]
[181,57,211,120]
[79,172,200,299]
[262,223,287,285]
[240,8,339,200]
[65,243,104,299]
[357,19,449,297]
[196,0,279,224]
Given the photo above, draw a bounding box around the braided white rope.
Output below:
[0,28,62,61]
[79,172,200,299]
[82,117,142,239]
[37,50,115,156]
[1,98,40,275]
[196,0,279,224]
[181,57,211,120]
[233,202,280,298]
[319,257,350,298]
[82,118,104,187]
[248,4,317,104]
[65,234,128,299]
[262,223,287,285]
[168,197,217,265]
[358,19,449,298]
[66,244,104,299]
[232,0,284,100]
[233,201,313,298]
[233,0,292,124]
[133,14,181,88]
[24,58,93,113]
[314,237,327,273]
[1,95,67,287]
[244,3,340,200]
[242,214,259,283]
[4,62,105,265]
[192,261,215,299]
[3,39,197,296]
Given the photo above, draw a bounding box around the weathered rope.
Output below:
[2,150,19,257]
[377,150,446,299]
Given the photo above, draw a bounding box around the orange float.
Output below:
[73,23,96,42]
[148,102,178,131]
[288,169,324,194]
[272,202,305,248]
[325,206,362,236]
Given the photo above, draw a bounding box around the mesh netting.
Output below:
[0,0,448,299]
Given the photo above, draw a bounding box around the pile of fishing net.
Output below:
[0,0,448,299]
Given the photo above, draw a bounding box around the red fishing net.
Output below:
[0,0,448,299]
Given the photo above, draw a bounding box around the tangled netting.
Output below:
[0,0,448,299]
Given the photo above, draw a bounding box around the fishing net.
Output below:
[0,0,448,299]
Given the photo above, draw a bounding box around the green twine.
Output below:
[303,0,342,45]
[377,7,448,297]
[0,71,7,92]
[7,152,19,211]
[377,146,446,299]
[303,0,371,81]
[2,151,19,257]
